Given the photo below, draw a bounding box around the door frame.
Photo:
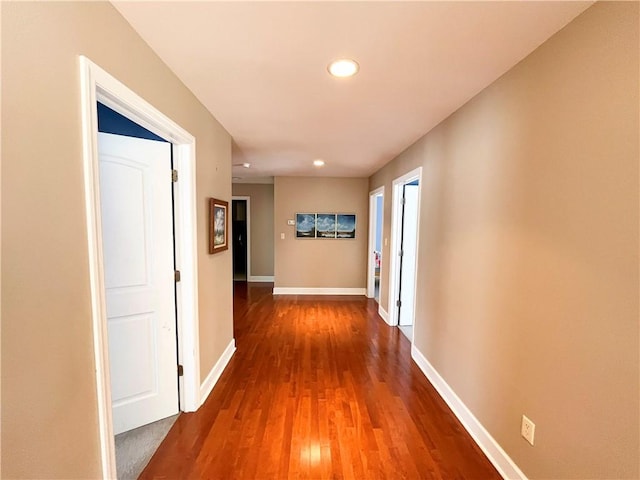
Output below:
[231,196,251,280]
[367,186,384,299]
[388,167,422,328]
[80,56,201,479]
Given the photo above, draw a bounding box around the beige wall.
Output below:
[1,2,233,478]
[232,183,274,277]
[274,177,368,289]
[370,2,639,478]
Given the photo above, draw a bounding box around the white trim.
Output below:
[272,287,366,295]
[248,275,274,282]
[200,339,237,406]
[388,167,422,329]
[411,345,528,480]
[80,56,201,479]
[173,141,201,413]
[378,306,390,325]
[367,186,384,299]
[79,59,115,478]
[231,196,251,280]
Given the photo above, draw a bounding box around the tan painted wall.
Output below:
[274,177,368,289]
[370,2,639,478]
[1,2,233,478]
[232,183,274,277]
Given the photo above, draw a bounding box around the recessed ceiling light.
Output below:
[328,59,359,78]
[313,159,325,167]
[242,162,251,168]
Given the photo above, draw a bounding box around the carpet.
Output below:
[115,414,179,479]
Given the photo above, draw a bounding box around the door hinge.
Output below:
[399,250,404,257]
[396,300,402,307]
[177,364,184,377]
[172,169,178,182]
[401,197,406,205]
[174,270,181,282]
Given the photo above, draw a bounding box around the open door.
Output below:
[98,132,179,435]
[389,167,422,334]
[398,182,419,328]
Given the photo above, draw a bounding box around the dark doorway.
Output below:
[232,199,248,281]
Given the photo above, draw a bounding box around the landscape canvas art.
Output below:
[337,214,356,238]
[295,213,316,238]
[316,214,337,238]
[295,213,356,239]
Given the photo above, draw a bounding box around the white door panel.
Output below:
[98,132,178,435]
[100,161,148,289]
[108,314,157,404]
[399,184,419,327]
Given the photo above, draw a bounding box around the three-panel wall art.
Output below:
[295,213,356,239]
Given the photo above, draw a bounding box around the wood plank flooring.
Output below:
[140,283,500,479]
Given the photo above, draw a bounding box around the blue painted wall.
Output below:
[97,102,168,142]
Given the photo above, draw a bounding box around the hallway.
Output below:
[140,283,500,479]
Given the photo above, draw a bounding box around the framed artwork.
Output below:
[209,198,229,254]
[295,213,316,238]
[295,213,356,239]
[316,213,337,238]
[336,214,356,238]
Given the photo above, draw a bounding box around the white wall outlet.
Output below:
[287,219,295,226]
[521,415,535,446]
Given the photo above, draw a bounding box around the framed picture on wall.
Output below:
[336,214,356,238]
[316,213,336,238]
[295,213,316,238]
[209,198,229,254]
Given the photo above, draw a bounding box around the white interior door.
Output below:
[398,184,419,327]
[98,132,179,435]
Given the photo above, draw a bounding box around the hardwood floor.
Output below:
[140,283,500,479]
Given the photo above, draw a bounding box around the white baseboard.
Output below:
[411,345,527,480]
[378,305,390,325]
[248,275,274,282]
[272,287,366,295]
[200,339,236,406]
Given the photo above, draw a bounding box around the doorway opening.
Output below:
[80,56,201,478]
[97,101,180,477]
[367,187,384,304]
[388,168,422,342]
[232,197,250,282]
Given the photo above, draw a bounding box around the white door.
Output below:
[398,183,419,327]
[98,132,179,435]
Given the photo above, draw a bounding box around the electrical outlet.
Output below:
[521,415,535,446]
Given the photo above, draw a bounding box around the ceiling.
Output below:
[112,1,592,181]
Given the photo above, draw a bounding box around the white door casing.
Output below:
[388,167,422,329]
[99,132,178,434]
[367,187,384,300]
[398,184,419,327]
[80,55,200,479]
